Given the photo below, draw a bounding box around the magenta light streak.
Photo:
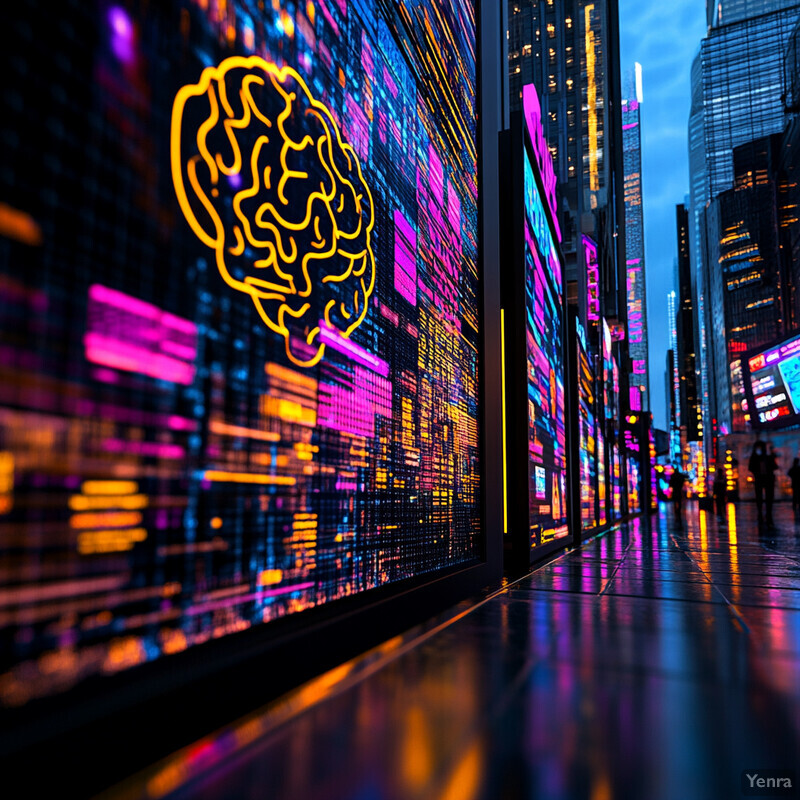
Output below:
[317,0,339,37]
[85,334,195,385]
[102,438,186,459]
[108,6,135,64]
[86,284,197,385]
[185,582,316,616]
[318,366,392,439]
[394,208,417,306]
[318,323,389,376]
[89,285,196,334]
[522,83,561,242]
[428,145,444,209]
[345,97,371,161]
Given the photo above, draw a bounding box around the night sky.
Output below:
[618,0,707,431]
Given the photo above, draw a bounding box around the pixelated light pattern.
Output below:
[524,147,568,549]
[0,0,481,707]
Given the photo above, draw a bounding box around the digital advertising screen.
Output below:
[597,428,607,526]
[743,332,800,429]
[0,0,482,709]
[626,456,640,514]
[611,445,622,519]
[577,323,597,530]
[523,146,567,548]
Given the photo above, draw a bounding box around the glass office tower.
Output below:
[688,1,800,480]
[705,135,786,433]
[707,0,800,27]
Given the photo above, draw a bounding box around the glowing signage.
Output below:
[172,57,376,369]
[523,122,567,549]
[744,332,800,428]
[522,84,561,242]
[584,235,600,322]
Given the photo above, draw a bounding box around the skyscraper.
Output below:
[622,64,650,413]
[707,0,799,27]
[705,134,787,433]
[507,0,626,330]
[688,0,800,481]
[780,16,800,326]
[701,6,800,201]
[675,204,700,447]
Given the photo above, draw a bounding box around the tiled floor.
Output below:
[111,503,800,800]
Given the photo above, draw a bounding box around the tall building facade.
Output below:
[622,64,650,413]
[667,292,681,463]
[781,16,800,326]
[707,0,800,27]
[688,0,800,481]
[675,204,700,447]
[507,0,626,328]
[705,135,787,434]
[508,0,581,280]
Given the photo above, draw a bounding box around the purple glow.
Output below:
[318,366,392,439]
[584,235,600,321]
[227,172,242,189]
[85,284,197,385]
[108,6,135,64]
[394,209,417,305]
[522,84,561,242]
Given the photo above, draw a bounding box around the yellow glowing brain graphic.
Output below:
[171,56,376,367]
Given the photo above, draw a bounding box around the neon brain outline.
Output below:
[171,56,376,368]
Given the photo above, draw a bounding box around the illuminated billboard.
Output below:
[577,322,597,530]
[522,113,567,549]
[743,331,800,429]
[500,84,568,565]
[0,0,482,707]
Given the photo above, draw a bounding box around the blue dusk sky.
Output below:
[618,0,708,431]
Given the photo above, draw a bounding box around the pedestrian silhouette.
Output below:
[669,467,687,519]
[749,440,778,526]
[713,464,727,519]
[788,457,800,518]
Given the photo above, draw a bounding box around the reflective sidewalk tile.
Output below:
[110,502,800,800]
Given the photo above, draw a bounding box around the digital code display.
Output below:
[523,146,567,548]
[597,428,607,526]
[0,0,481,706]
[745,332,800,428]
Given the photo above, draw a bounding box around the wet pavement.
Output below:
[109,502,800,800]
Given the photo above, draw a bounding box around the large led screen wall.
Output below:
[523,149,567,548]
[743,332,800,429]
[577,324,597,531]
[0,0,482,708]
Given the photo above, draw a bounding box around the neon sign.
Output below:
[522,84,561,242]
[172,57,376,368]
[584,235,600,321]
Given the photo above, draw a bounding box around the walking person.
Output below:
[713,464,727,519]
[669,467,687,519]
[749,441,778,526]
[788,457,800,518]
